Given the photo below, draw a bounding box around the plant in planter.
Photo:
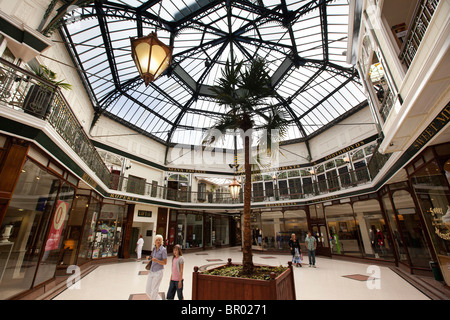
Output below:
[194,58,294,300]
[23,63,72,119]
[203,57,289,274]
[192,259,295,300]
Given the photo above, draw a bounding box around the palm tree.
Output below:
[203,58,289,274]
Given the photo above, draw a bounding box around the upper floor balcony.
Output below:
[0,57,392,207]
[353,0,449,155]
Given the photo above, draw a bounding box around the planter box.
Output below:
[23,84,53,119]
[192,260,296,300]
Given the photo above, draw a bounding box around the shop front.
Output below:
[0,136,128,299]
[0,144,77,299]
[407,143,450,284]
[167,210,233,252]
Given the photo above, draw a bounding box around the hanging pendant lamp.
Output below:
[130,32,172,86]
[229,177,241,200]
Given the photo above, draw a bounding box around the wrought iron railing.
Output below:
[0,58,390,205]
[399,0,440,68]
[0,58,111,186]
[110,165,375,204]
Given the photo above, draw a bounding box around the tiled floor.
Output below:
[52,247,430,300]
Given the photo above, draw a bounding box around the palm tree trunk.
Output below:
[242,134,254,274]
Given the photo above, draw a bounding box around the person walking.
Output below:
[136,234,144,261]
[305,231,317,267]
[146,234,167,300]
[167,244,185,300]
[288,233,302,267]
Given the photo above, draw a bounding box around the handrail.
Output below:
[110,165,377,205]
[0,58,391,206]
[0,57,111,186]
[398,0,440,68]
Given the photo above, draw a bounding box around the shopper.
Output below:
[146,234,167,300]
[305,231,317,267]
[167,244,185,300]
[288,233,302,267]
[136,234,144,261]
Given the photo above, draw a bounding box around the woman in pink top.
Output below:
[166,244,184,300]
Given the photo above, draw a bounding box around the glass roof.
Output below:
[61,0,367,148]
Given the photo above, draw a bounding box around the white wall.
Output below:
[132,204,159,251]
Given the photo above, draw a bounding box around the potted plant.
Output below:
[23,63,72,119]
[193,58,295,300]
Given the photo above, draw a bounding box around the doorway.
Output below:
[129,227,139,256]
[309,222,331,257]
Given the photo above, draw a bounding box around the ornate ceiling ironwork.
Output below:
[57,0,368,154]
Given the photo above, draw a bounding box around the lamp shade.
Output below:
[229,177,241,199]
[130,32,172,86]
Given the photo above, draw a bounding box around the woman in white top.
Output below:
[136,234,144,260]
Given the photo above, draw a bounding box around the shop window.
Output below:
[59,194,89,266]
[353,200,394,260]
[91,203,124,259]
[325,204,363,257]
[280,210,308,251]
[392,190,431,268]
[0,160,74,299]
[411,160,450,260]
[77,197,101,264]
[382,193,408,262]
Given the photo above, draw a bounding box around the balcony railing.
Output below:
[110,165,377,205]
[399,0,440,68]
[0,58,392,206]
[0,58,111,186]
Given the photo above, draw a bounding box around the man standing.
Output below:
[305,231,317,268]
[136,234,144,261]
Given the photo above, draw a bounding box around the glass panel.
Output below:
[251,212,262,249]
[326,169,339,191]
[265,181,274,198]
[177,214,186,248]
[411,160,450,258]
[280,210,308,252]
[353,199,394,260]
[326,204,363,257]
[60,194,88,266]
[185,214,203,249]
[91,204,124,259]
[261,211,281,250]
[215,216,229,246]
[278,180,289,197]
[382,193,408,262]
[0,160,62,299]
[253,182,264,202]
[302,177,313,195]
[288,178,301,199]
[393,190,431,268]
[204,215,212,247]
[34,183,75,286]
[77,197,101,264]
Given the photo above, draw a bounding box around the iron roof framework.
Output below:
[56,0,368,162]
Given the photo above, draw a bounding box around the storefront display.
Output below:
[408,144,450,284]
[91,203,125,258]
[0,159,75,299]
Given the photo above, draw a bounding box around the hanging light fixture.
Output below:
[229,177,241,200]
[130,32,172,86]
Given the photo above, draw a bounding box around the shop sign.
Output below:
[412,103,450,151]
[138,210,152,218]
[45,200,69,251]
[428,206,450,240]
